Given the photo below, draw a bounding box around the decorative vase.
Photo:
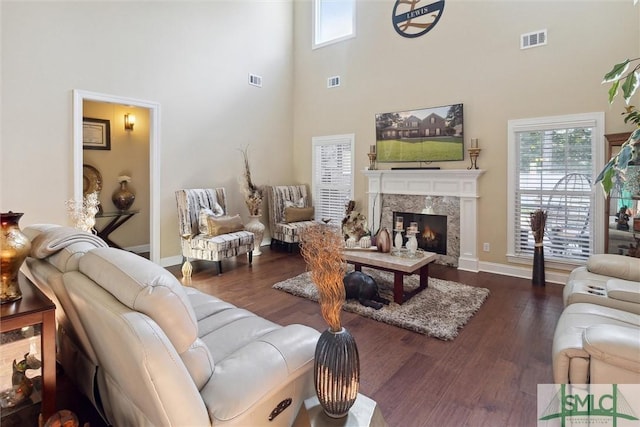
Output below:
[422,196,435,214]
[1,212,31,304]
[314,327,360,418]
[245,215,265,256]
[532,245,545,286]
[112,181,135,211]
[375,228,391,253]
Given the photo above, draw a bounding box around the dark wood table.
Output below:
[95,209,139,249]
[343,250,437,304]
[1,273,56,422]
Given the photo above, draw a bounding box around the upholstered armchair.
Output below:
[267,185,316,251]
[175,188,254,277]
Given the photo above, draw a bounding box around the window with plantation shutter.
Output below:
[507,113,605,267]
[312,134,354,225]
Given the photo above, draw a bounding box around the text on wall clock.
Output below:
[392,0,445,39]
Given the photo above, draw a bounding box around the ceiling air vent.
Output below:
[248,74,262,88]
[521,29,547,50]
[327,76,341,88]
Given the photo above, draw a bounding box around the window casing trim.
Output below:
[312,0,356,50]
[506,112,606,268]
[312,133,355,224]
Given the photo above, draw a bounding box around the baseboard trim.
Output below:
[124,244,150,254]
[478,261,568,285]
[160,251,568,285]
[161,255,183,268]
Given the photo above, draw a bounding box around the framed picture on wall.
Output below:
[83,117,111,150]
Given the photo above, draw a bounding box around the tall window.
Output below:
[312,134,354,224]
[313,0,356,49]
[507,113,604,266]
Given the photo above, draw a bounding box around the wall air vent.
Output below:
[327,76,341,88]
[521,29,547,50]
[248,74,262,87]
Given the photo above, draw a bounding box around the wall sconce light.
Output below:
[124,113,135,131]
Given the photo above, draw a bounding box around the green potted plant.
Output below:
[596,57,640,195]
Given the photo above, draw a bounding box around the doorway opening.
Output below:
[73,90,161,264]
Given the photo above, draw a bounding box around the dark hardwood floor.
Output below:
[58,247,565,427]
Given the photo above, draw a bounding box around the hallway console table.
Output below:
[95,209,139,249]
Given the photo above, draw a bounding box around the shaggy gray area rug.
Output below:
[273,267,490,341]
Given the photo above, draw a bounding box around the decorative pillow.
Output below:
[206,214,244,236]
[198,205,224,234]
[284,197,305,208]
[284,207,314,223]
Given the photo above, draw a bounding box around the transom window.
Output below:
[313,0,356,49]
[507,113,605,267]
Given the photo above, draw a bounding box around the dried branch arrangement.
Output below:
[529,209,547,245]
[239,146,264,216]
[300,223,346,332]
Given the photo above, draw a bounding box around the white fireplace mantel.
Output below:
[363,169,485,272]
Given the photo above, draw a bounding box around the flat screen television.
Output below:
[375,103,464,163]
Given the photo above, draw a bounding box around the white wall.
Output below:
[292,0,640,268]
[1,1,294,259]
[2,0,639,267]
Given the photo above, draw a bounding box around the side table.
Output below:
[95,209,139,249]
[1,273,56,422]
[293,393,388,427]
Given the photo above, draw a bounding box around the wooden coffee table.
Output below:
[343,250,437,304]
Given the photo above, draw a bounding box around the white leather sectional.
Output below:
[563,254,640,314]
[553,254,640,384]
[22,224,319,426]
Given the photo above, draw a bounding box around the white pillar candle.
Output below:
[395,216,403,230]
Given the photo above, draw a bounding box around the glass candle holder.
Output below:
[395,216,403,231]
[394,229,404,253]
[406,231,418,257]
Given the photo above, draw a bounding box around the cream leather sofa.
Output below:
[553,254,640,384]
[22,224,319,426]
[22,224,108,410]
[563,254,640,314]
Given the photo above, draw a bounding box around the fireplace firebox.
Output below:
[393,212,447,255]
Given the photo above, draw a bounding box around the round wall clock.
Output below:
[392,0,445,39]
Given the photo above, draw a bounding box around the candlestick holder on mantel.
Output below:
[467,147,481,170]
[367,152,377,170]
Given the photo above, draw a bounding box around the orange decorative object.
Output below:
[43,409,80,427]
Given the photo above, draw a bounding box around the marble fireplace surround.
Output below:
[363,169,485,272]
